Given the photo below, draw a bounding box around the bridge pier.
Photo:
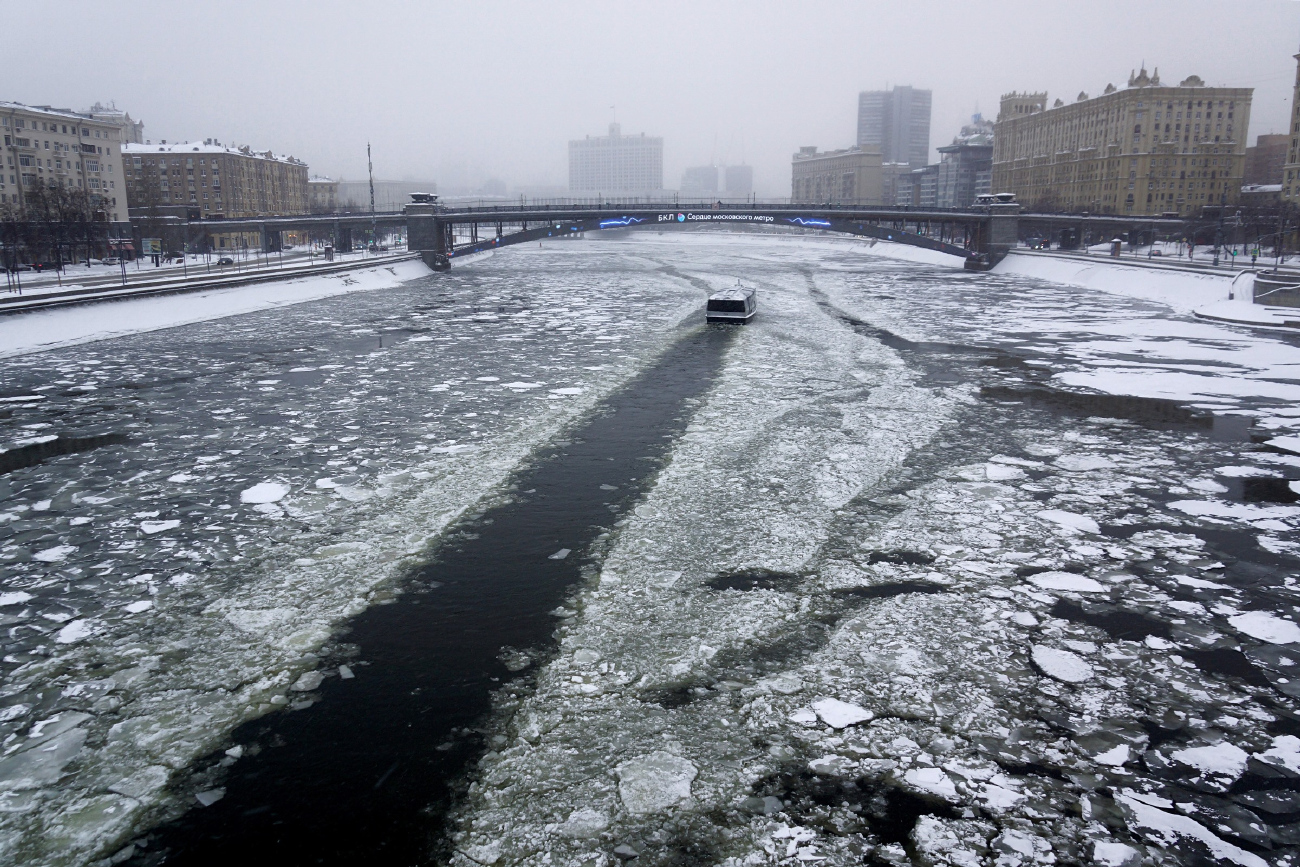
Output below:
[965,204,1018,270]
[404,194,450,270]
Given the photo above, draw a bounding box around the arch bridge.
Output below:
[404,198,1196,273]
[406,198,1021,272]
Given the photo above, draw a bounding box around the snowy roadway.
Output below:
[3,233,1300,866]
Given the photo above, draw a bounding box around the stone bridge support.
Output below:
[405,194,450,270]
[965,204,1019,270]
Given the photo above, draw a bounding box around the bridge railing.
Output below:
[434,201,1003,217]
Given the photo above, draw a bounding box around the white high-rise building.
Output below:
[568,123,663,195]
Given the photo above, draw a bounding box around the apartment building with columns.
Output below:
[992,68,1251,216]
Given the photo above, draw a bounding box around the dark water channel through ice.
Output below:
[127,325,733,866]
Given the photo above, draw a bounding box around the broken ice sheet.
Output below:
[0,244,705,866]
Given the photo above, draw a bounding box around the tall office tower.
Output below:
[857,86,933,167]
[724,165,753,196]
[680,165,718,194]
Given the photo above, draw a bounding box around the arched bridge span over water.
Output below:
[405,200,1022,272]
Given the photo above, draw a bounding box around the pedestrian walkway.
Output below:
[0,252,418,313]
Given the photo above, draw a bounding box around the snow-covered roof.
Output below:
[309,175,336,184]
[122,141,305,165]
[1242,183,1282,193]
[0,100,111,125]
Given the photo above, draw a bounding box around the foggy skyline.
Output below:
[6,0,1300,196]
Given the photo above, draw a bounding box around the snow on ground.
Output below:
[0,244,701,866]
[0,259,430,359]
[997,251,1234,314]
[444,233,1300,866]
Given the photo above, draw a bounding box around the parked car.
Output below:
[102,257,121,266]
[164,251,184,261]
[281,245,294,251]
[1151,250,1163,257]
[8,264,32,273]
[217,257,235,266]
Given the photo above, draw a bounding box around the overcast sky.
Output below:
[7,0,1300,196]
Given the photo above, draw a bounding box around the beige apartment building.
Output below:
[308,176,339,212]
[0,101,128,220]
[790,146,883,205]
[992,68,1252,215]
[122,140,309,219]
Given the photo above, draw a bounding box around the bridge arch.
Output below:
[406,205,1007,272]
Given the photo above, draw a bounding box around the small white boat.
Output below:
[706,284,756,324]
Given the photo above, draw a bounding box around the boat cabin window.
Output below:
[707,299,748,313]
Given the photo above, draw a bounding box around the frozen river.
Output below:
[3,234,1300,866]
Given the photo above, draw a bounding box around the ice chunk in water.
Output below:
[1171,743,1248,787]
[904,767,959,800]
[240,481,289,504]
[1036,510,1101,535]
[1254,735,1300,775]
[1030,644,1093,683]
[55,619,95,644]
[616,751,696,814]
[548,548,571,560]
[194,788,225,807]
[558,807,608,838]
[139,520,179,534]
[291,670,324,692]
[1027,571,1106,593]
[1055,454,1115,471]
[0,728,87,789]
[0,592,32,606]
[1116,792,1266,867]
[811,697,872,728]
[108,765,169,800]
[1092,841,1141,867]
[1228,611,1300,645]
[33,545,77,562]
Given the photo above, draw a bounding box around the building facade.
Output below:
[123,140,309,219]
[1245,133,1288,186]
[993,68,1252,215]
[336,180,437,212]
[0,101,128,220]
[791,146,883,205]
[681,165,718,194]
[308,176,338,213]
[85,102,145,144]
[724,164,753,197]
[897,163,939,207]
[857,86,932,168]
[934,115,994,209]
[568,123,663,195]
